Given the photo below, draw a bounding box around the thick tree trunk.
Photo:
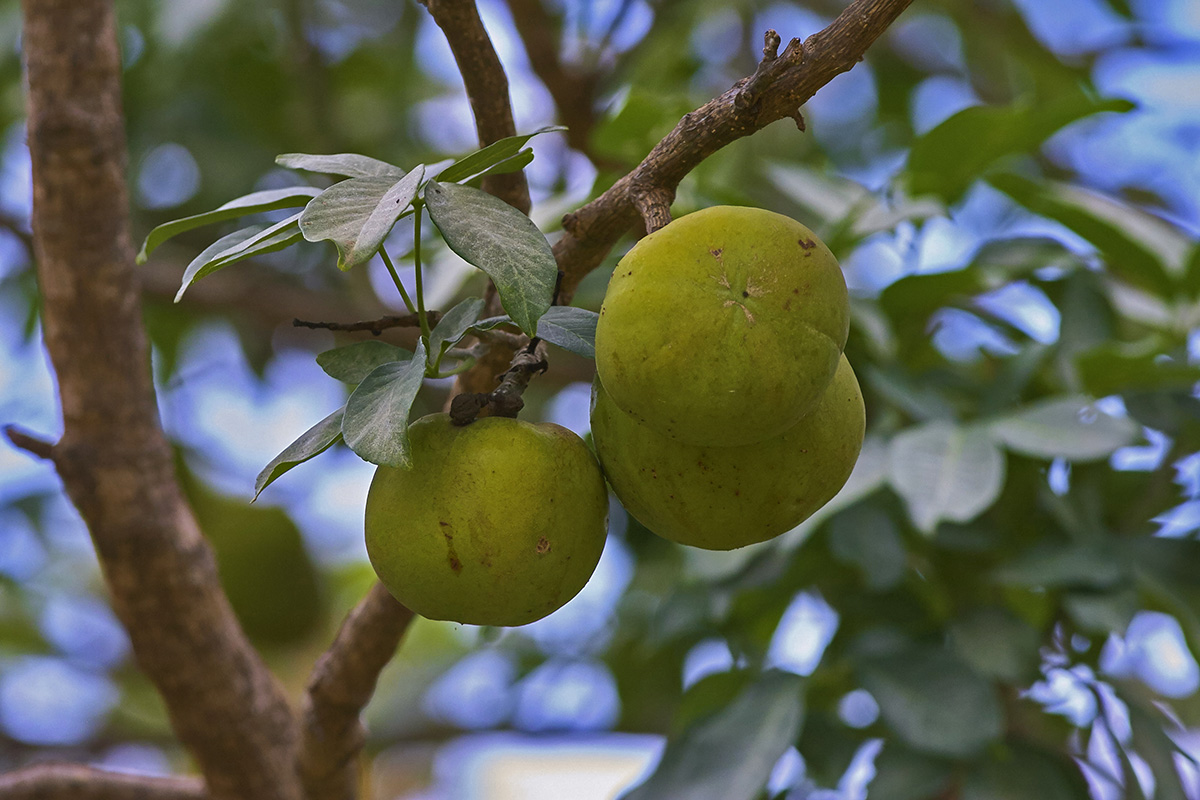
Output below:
[19,2,302,798]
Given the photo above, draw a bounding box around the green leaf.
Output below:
[1126,695,1194,800]
[341,340,428,468]
[429,297,485,357]
[275,152,405,178]
[137,186,320,263]
[254,406,345,498]
[534,306,598,358]
[888,422,1006,533]
[423,181,556,336]
[826,504,907,591]
[905,91,1134,203]
[994,543,1126,589]
[436,125,565,183]
[988,395,1138,461]
[175,215,304,302]
[866,745,951,800]
[859,645,1003,758]
[1077,343,1200,396]
[989,174,1176,296]
[469,148,535,182]
[948,608,1041,684]
[317,341,412,384]
[619,670,805,800]
[962,744,1091,800]
[298,166,426,270]
[469,306,598,358]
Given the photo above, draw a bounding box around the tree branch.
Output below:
[555,0,914,300]
[19,3,302,800]
[297,584,415,800]
[0,763,206,800]
[502,0,602,159]
[421,0,530,215]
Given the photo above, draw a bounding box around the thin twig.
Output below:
[3,425,55,461]
[0,763,206,800]
[292,311,442,336]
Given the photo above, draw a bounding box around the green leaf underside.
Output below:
[905,91,1134,203]
[254,406,345,498]
[860,646,1003,758]
[471,306,598,358]
[888,421,1006,533]
[619,670,805,800]
[429,297,485,357]
[299,166,426,270]
[341,340,428,467]
[990,174,1176,296]
[436,125,565,183]
[988,395,1138,461]
[424,181,556,336]
[138,186,320,263]
[275,152,405,178]
[175,215,303,302]
[317,340,413,384]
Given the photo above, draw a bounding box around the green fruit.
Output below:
[365,413,608,626]
[591,355,865,550]
[595,206,849,446]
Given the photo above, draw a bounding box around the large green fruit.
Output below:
[591,355,865,550]
[365,413,608,627]
[595,206,849,446]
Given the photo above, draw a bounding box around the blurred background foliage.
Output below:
[2,0,1200,798]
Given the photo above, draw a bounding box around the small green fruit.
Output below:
[365,413,608,626]
[591,355,865,550]
[595,206,849,446]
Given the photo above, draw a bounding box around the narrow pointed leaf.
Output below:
[254,406,345,498]
[469,148,535,181]
[436,125,565,183]
[988,395,1138,461]
[342,341,428,467]
[424,181,556,335]
[275,152,406,178]
[619,670,804,800]
[429,297,485,357]
[888,421,1005,534]
[317,341,413,384]
[175,214,303,302]
[138,186,319,263]
[299,166,425,270]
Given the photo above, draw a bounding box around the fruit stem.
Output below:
[412,201,432,357]
[379,247,416,315]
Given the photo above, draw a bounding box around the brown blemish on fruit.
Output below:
[799,238,816,250]
[536,537,551,554]
[441,524,462,573]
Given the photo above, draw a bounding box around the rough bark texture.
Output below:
[0,764,206,800]
[18,2,302,799]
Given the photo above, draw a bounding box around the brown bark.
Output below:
[18,2,302,799]
[0,764,206,800]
